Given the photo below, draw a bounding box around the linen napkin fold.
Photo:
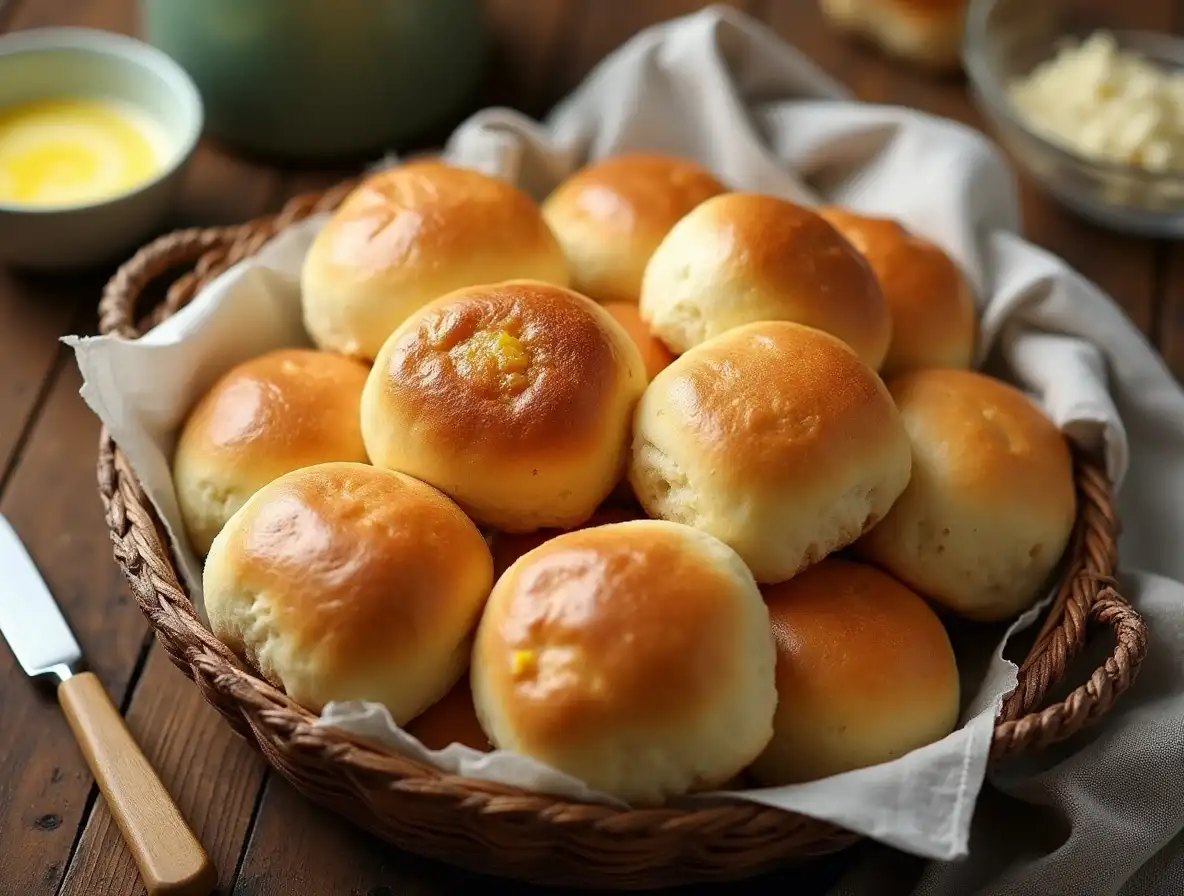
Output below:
[68,7,1184,891]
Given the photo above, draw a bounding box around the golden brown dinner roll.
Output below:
[490,504,643,577]
[542,153,725,304]
[819,207,976,378]
[406,679,492,752]
[639,193,892,368]
[602,301,675,382]
[362,280,647,532]
[856,369,1076,621]
[630,320,912,583]
[820,0,967,71]
[472,520,776,805]
[748,558,960,786]
[204,463,494,722]
[172,348,370,557]
[301,161,569,360]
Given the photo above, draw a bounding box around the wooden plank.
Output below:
[0,359,146,896]
[482,0,575,117]
[56,648,267,896]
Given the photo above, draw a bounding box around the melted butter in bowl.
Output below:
[0,28,202,269]
[0,97,172,208]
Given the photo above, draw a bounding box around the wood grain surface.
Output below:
[0,1,1180,894]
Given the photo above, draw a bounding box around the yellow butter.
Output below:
[0,97,169,208]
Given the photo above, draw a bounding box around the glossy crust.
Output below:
[748,558,960,785]
[542,153,725,304]
[820,0,967,70]
[361,280,647,532]
[639,193,892,368]
[601,301,676,382]
[301,161,569,360]
[471,520,776,805]
[172,349,370,557]
[630,321,912,583]
[856,369,1076,621]
[490,504,645,578]
[204,463,494,723]
[819,207,976,378]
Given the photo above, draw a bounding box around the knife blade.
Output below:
[0,512,216,896]
[0,512,82,680]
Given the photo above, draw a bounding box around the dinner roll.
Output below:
[472,520,776,805]
[490,504,643,577]
[301,161,569,360]
[856,369,1076,621]
[630,321,912,583]
[173,349,370,557]
[362,280,647,532]
[749,558,960,786]
[406,680,492,752]
[819,207,976,377]
[820,0,966,71]
[639,193,892,368]
[602,301,675,382]
[204,463,494,722]
[542,153,725,304]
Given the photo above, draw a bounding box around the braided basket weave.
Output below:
[96,182,1149,889]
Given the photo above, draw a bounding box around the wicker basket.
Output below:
[95,183,1149,890]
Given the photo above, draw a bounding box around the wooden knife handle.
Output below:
[58,672,216,896]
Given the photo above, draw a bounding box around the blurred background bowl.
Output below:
[0,27,202,271]
[964,0,1184,237]
[139,0,488,162]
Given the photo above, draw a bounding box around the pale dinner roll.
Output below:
[602,301,675,382]
[639,193,892,368]
[406,679,492,752]
[630,321,912,583]
[173,349,370,557]
[748,558,960,786]
[820,0,967,70]
[301,161,569,360]
[856,369,1076,621]
[472,520,776,805]
[204,463,494,722]
[361,280,647,532]
[819,207,976,378]
[542,153,725,304]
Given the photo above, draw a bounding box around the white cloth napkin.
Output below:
[67,6,1184,893]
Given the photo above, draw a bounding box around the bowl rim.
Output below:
[962,0,1184,187]
[0,26,204,215]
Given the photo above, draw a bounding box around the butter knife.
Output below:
[0,513,215,896]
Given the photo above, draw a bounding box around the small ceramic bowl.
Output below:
[0,28,203,270]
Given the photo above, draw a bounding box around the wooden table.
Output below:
[1,1,1179,894]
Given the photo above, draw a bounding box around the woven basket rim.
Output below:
[91,179,1151,886]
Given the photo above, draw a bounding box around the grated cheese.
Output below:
[1009,31,1184,172]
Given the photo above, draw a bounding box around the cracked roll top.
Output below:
[471,519,776,805]
[629,320,912,584]
[300,161,570,361]
[172,348,371,557]
[361,280,647,532]
[203,462,494,724]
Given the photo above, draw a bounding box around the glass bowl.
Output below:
[964,0,1184,237]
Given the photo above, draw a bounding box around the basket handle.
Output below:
[99,181,358,339]
[990,586,1146,759]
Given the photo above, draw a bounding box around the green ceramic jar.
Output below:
[139,0,487,160]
